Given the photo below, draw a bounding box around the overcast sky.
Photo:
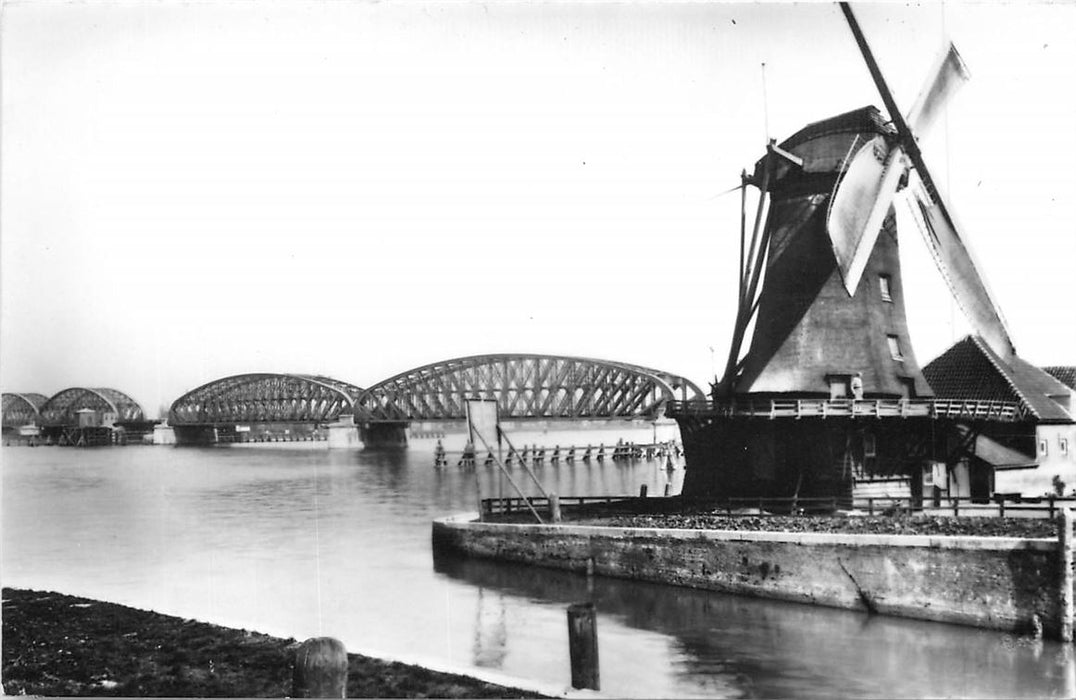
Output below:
[2,1,1074,416]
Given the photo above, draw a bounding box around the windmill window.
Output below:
[1060,437,1069,457]
[1039,438,1049,457]
[887,335,904,362]
[879,275,893,302]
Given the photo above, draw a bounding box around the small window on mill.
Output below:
[887,335,904,362]
[879,275,893,302]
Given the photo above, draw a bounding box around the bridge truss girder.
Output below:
[169,373,364,426]
[39,387,145,426]
[2,392,49,428]
[355,354,705,423]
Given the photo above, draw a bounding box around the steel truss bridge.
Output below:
[355,354,705,423]
[2,392,49,430]
[165,355,705,429]
[39,387,146,426]
[169,374,364,426]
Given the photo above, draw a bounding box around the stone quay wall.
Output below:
[432,514,1064,638]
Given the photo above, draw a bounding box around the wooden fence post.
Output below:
[567,603,600,690]
[639,484,648,498]
[1060,509,1074,643]
[293,637,348,698]
[549,493,562,523]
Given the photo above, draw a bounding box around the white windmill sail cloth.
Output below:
[906,44,970,141]
[827,136,905,295]
[912,189,1017,359]
[827,41,969,297]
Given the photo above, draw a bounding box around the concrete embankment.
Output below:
[432,513,1064,638]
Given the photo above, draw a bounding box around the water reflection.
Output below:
[434,551,1076,698]
[3,440,1072,698]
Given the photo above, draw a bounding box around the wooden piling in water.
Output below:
[549,493,562,523]
[293,637,348,698]
[567,603,600,690]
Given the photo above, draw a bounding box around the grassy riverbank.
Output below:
[1,588,545,697]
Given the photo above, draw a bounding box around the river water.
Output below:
[3,430,1075,698]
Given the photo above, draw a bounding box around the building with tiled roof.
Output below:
[1044,366,1076,391]
[924,336,1073,423]
[923,336,1074,496]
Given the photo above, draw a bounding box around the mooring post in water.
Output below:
[567,603,600,690]
[1060,508,1074,642]
[293,637,348,698]
[549,492,562,523]
[639,484,648,498]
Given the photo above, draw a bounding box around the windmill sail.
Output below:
[910,184,1016,359]
[906,44,970,139]
[835,3,1015,358]
[827,135,905,294]
[827,41,968,296]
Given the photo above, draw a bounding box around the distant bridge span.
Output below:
[169,373,364,426]
[2,392,48,429]
[354,354,706,423]
[41,387,145,426]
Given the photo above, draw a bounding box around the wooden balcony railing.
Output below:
[665,398,1025,422]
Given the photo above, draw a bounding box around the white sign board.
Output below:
[465,399,499,450]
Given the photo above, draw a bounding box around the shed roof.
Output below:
[923,336,1073,423]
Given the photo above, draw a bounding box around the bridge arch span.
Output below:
[355,354,705,423]
[40,387,145,426]
[2,392,49,429]
[169,373,364,426]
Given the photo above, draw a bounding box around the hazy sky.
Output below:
[2,1,1074,416]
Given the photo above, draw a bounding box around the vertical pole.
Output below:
[549,492,562,523]
[293,637,348,698]
[474,466,483,522]
[639,484,648,498]
[1060,508,1074,643]
[567,603,600,690]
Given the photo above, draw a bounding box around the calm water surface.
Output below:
[3,431,1074,698]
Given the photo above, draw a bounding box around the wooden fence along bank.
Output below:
[432,505,1076,641]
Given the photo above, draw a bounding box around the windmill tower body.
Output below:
[737,107,933,400]
[677,107,938,503]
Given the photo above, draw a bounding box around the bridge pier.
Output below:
[153,424,176,445]
[359,422,408,448]
[326,415,362,449]
[173,425,221,446]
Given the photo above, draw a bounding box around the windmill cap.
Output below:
[750,105,897,189]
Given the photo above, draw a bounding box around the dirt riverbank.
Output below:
[1,588,545,697]
[485,499,1059,538]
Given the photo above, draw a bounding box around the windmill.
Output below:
[673,3,1028,503]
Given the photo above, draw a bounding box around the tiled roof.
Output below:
[923,336,1073,424]
[1044,366,1076,390]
